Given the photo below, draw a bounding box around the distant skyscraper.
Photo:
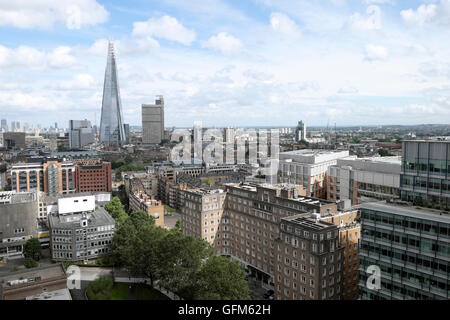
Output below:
[1,119,7,132]
[142,95,164,145]
[99,41,126,146]
[295,120,306,142]
[69,120,95,149]
[55,122,58,129]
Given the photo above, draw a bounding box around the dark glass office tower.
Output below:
[99,41,126,146]
[401,140,450,210]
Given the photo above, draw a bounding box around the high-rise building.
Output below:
[75,161,112,193]
[99,41,126,146]
[400,140,450,210]
[296,120,306,142]
[69,120,95,149]
[359,201,450,300]
[142,95,164,145]
[1,119,7,132]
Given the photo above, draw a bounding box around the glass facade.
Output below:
[400,141,450,210]
[99,41,126,146]
[359,205,450,300]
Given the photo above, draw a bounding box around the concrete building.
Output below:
[0,264,68,300]
[327,156,401,205]
[10,158,76,196]
[142,96,164,145]
[68,120,95,149]
[48,194,115,262]
[278,149,350,198]
[401,140,450,210]
[359,201,450,300]
[3,132,25,150]
[0,191,38,258]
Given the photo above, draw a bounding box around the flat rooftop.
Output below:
[26,288,71,300]
[282,214,336,231]
[49,206,115,228]
[362,201,450,224]
[279,149,349,164]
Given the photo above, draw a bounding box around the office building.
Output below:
[1,119,7,132]
[278,149,349,198]
[10,158,76,196]
[3,132,25,150]
[295,121,306,142]
[400,140,450,210]
[75,161,112,193]
[327,156,401,205]
[48,194,115,262]
[0,191,38,258]
[142,95,164,145]
[69,120,95,149]
[99,41,126,146]
[359,201,450,300]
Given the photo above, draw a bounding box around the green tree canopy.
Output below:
[195,256,250,300]
[156,233,213,299]
[23,238,42,261]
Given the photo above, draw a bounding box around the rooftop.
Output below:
[282,214,337,231]
[362,201,450,224]
[48,206,115,228]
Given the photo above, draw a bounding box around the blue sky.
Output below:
[0,0,449,128]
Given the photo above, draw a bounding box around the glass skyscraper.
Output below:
[99,41,126,146]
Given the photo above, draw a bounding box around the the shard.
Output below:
[99,41,126,146]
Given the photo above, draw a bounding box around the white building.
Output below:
[327,156,401,205]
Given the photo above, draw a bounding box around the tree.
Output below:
[24,257,38,269]
[124,155,133,165]
[174,220,182,233]
[23,238,42,261]
[378,148,392,157]
[195,256,250,300]
[105,197,127,221]
[156,233,213,299]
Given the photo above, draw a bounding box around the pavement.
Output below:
[164,212,181,229]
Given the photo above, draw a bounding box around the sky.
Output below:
[0,0,449,128]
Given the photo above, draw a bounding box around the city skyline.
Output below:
[0,1,450,128]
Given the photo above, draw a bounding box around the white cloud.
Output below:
[132,15,196,45]
[201,32,242,54]
[364,44,388,61]
[0,0,108,29]
[347,5,382,31]
[56,73,96,90]
[270,12,302,38]
[400,1,450,27]
[48,46,77,68]
[338,86,359,94]
[0,45,76,70]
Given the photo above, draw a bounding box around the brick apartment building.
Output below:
[181,182,360,300]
